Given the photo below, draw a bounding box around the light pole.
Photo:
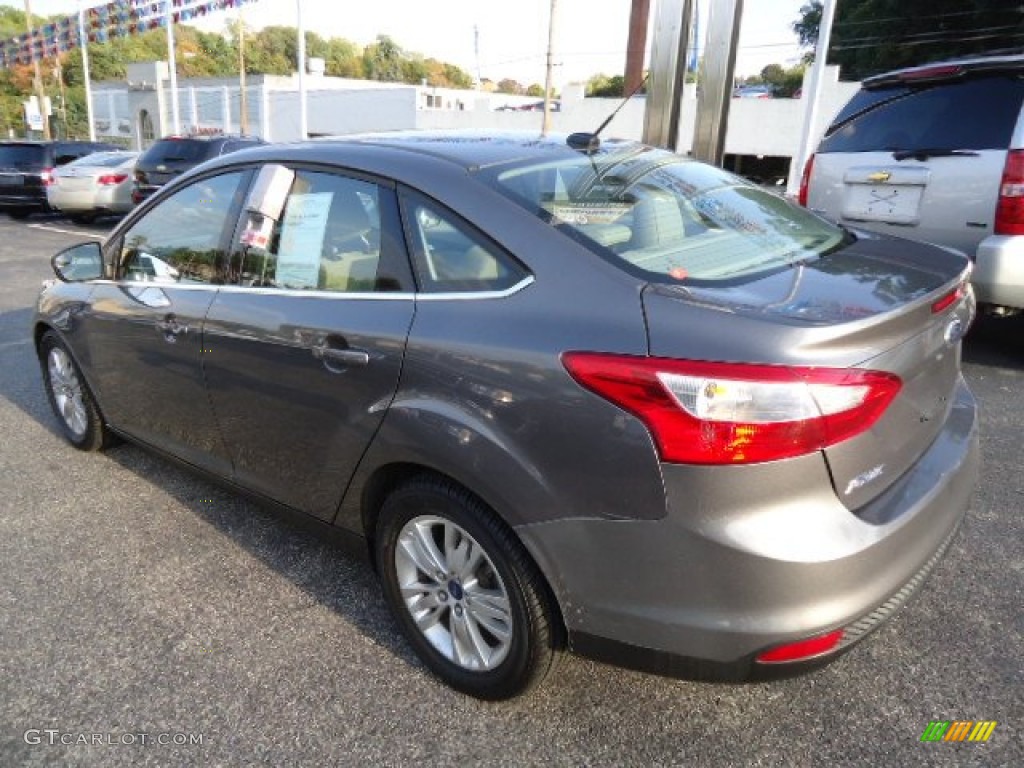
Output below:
[542,0,558,136]
[238,7,248,134]
[166,1,181,134]
[296,0,308,139]
[78,0,96,141]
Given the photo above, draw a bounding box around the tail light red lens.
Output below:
[562,354,902,465]
[995,149,1024,235]
[755,630,844,663]
[97,173,129,186]
[797,153,815,207]
[40,167,55,186]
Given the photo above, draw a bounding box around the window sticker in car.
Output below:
[275,192,333,289]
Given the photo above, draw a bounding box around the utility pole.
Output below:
[24,0,50,139]
[238,8,248,134]
[542,0,558,135]
[625,0,650,95]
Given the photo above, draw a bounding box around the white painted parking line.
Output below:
[27,223,105,239]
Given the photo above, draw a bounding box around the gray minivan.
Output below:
[799,54,1024,316]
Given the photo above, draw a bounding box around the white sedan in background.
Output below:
[46,150,139,224]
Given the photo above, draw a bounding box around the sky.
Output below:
[18,0,808,85]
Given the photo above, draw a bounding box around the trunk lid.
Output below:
[642,232,974,511]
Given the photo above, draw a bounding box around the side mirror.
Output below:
[52,242,103,282]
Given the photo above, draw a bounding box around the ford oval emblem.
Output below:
[944,316,965,345]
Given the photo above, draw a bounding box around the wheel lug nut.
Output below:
[454,605,463,617]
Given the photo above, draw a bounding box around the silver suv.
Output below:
[799,54,1024,316]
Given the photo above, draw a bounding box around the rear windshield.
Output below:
[0,145,45,168]
[821,75,1024,153]
[141,139,213,164]
[479,145,846,284]
[69,152,135,168]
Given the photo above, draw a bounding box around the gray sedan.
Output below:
[33,132,979,700]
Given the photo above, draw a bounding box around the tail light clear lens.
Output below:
[562,354,902,465]
[995,149,1024,235]
[97,173,129,186]
[41,167,55,186]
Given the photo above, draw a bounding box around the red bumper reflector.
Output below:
[755,630,844,664]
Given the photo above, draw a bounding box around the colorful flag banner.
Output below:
[0,0,259,69]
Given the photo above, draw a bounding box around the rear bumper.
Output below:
[973,234,1024,309]
[0,190,47,210]
[517,377,979,680]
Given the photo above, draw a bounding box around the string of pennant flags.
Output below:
[0,0,260,70]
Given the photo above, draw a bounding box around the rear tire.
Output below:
[376,477,561,699]
[39,331,110,451]
[8,209,30,220]
[70,213,96,225]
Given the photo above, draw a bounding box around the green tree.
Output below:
[363,34,404,82]
[794,0,1024,80]
[496,78,523,94]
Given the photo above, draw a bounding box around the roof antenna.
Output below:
[567,72,650,154]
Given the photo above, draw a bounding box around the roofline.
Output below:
[863,53,1024,89]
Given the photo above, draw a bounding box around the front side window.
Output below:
[119,171,247,284]
[480,143,846,284]
[233,170,390,293]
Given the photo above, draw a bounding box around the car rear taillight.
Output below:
[562,354,902,465]
[755,630,844,664]
[97,173,128,186]
[931,283,965,314]
[797,153,815,207]
[995,149,1024,235]
[40,167,55,186]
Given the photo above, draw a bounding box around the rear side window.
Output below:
[0,145,45,167]
[400,192,528,293]
[820,76,1024,153]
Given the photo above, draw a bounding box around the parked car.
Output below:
[46,150,139,223]
[0,140,121,219]
[733,84,775,99]
[35,131,979,700]
[132,133,265,205]
[799,54,1024,317]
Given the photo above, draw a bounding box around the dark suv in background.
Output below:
[0,140,120,219]
[132,134,265,204]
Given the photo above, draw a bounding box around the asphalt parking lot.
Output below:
[0,215,1020,767]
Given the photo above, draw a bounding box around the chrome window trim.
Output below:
[89,275,535,301]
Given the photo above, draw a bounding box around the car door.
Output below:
[202,166,416,521]
[81,169,251,475]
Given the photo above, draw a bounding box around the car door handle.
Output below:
[156,315,188,342]
[312,344,370,367]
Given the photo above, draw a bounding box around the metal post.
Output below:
[788,0,837,194]
[238,8,248,134]
[78,1,95,141]
[542,0,558,136]
[690,0,743,165]
[166,2,181,135]
[642,0,695,150]
[296,0,308,139]
[24,0,50,139]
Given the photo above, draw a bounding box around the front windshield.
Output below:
[481,144,846,284]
